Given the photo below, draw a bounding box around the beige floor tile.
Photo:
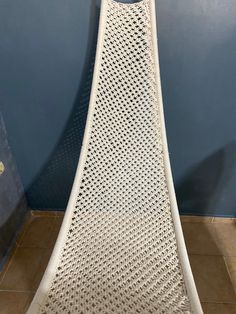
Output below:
[182,222,220,255]
[50,216,64,245]
[31,210,63,217]
[189,255,236,303]
[31,210,65,217]
[18,216,56,248]
[0,247,51,291]
[55,211,65,217]
[54,216,63,226]
[31,210,56,217]
[202,302,236,314]
[0,247,18,285]
[180,216,213,223]
[225,257,236,293]
[15,213,34,246]
[0,291,34,314]
[212,217,236,223]
[212,222,236,256]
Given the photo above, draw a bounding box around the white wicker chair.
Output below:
[27,1,202,313]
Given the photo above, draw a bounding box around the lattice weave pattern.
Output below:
[39,0,192,313]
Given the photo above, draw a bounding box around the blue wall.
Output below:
[0,0,236,216]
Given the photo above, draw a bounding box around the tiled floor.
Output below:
[0,212,235,314]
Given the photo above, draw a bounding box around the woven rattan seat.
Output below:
[27,1,202,313]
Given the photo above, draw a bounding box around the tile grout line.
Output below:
[0,288,36,293]
[188,253,236,257]
[0,246,19,287]
[223,256,236,294]
[15,212,34,246]
[201,301,236,305]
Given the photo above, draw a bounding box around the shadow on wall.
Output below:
[158,1,236,217]
[176,142,236,217]
[26,1,100,210]
[0,113,28,269]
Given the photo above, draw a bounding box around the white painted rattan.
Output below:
[27,0,202,313]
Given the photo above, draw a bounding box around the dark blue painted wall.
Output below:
[0,0,236,216]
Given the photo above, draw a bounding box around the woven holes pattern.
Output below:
[39,0,192,313]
